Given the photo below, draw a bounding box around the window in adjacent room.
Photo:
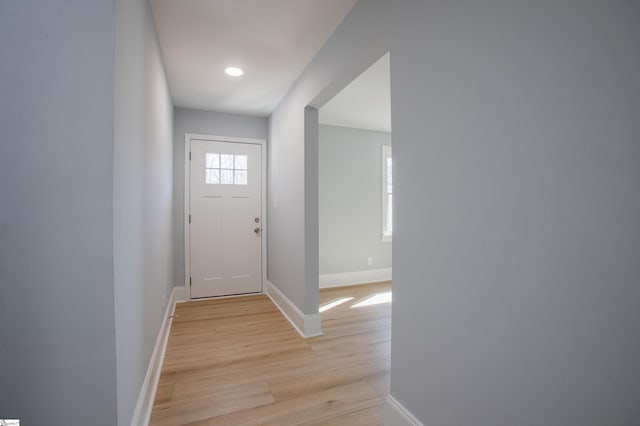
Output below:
[382,145,392,242]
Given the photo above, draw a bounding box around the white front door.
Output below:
[189,139,262,298]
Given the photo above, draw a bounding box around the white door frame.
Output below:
[184,133,267,301]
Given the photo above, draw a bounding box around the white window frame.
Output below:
[382,145,392,242]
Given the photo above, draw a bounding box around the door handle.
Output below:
[254,227,261,235]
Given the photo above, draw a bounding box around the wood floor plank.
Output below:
[300,404,385,426]
[154,373,175,405]
[183,381,382,426]
[150,382,274,426]
[150,281,391,425]
[268,361,387,401]
[231,327,304,356]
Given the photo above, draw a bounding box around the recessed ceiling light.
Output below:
[225,67,244,77]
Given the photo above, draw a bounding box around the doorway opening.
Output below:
[316,51,392,361]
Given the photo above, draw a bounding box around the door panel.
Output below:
[189,140,262,298]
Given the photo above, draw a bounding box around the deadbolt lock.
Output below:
[254,217,260,223]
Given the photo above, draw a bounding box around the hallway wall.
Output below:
[389,2,640,424]
[0,1,118,424]
[113,0,174,423]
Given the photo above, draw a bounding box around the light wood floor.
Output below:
[150,281,391,426]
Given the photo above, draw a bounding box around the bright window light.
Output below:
[382,146,392,242]
[351,292,392,308]
[225,67,244,77]
[319,297,354,313]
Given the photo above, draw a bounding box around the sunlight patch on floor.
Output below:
[319,297,354,313]
[351,292,392,308]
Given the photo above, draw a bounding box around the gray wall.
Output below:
[268,1,391,314]
[0,1,117,424]
[173,108,268,286]
[114,0,174,423]
[269,0,640,424]
[0,0,175,423]
[319,125,391,274]
[390,1,640,425]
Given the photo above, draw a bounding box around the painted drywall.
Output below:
[113,0,174,423]
[270,0,640,424]
[319,125,392,275]
[389,1,640,425]
[172,108,268,286]
[268,0,391,314]
[0,1,117,424]
[319,53,391,133]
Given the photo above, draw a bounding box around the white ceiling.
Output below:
[319,53,391,133]
[150,0,357,116]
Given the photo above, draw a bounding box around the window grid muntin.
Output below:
[206,153,248,185]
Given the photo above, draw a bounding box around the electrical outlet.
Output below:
[367,256,373,266]
[162,294,167,308]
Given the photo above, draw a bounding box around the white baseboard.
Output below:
[130,286,184,426]
[265,281,322,338]
[173,286,186,303]
[319,267,392,288]
[385,395,424,426]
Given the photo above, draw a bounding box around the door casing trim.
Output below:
[184,133,267,301]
